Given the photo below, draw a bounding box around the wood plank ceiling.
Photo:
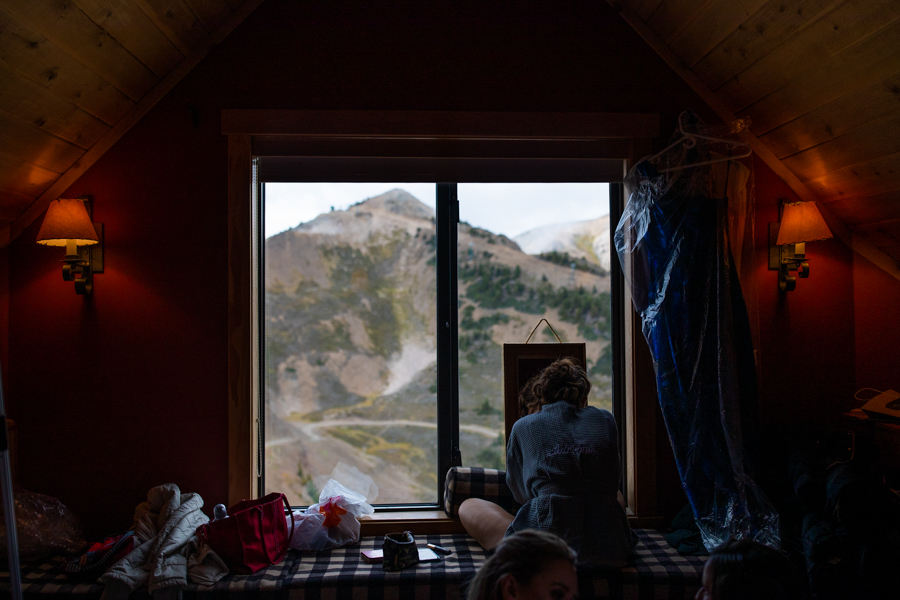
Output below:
[0,0,898,278]
[0,0,262,246]
[613,0,900,273]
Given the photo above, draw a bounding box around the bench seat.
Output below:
[2,530,705,600]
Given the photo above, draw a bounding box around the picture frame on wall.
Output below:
[501,341,587,442]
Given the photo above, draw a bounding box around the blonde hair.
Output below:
[466,530,576,600]
[517,374,540,418]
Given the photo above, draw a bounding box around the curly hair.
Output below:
[704,538,808,600]
[517,374,541,418]
[532,357,591,408]
[466,530,576,600]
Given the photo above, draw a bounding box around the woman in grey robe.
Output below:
[459,357,634,566]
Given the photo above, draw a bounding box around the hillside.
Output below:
[264,189,612,505]
[513,215,612,271]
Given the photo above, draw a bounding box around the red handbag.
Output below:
[196,492,295,574]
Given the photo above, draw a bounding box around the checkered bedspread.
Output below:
[1,530,705,600]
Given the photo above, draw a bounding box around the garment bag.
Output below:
[614,111,779,551]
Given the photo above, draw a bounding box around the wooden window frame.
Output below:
[224,109,661,530]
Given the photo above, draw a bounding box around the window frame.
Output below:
[224,110,661,526]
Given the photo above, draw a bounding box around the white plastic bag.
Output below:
[287,479,374,551]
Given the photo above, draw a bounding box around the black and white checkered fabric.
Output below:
[443,467,519,517]
[2,530,705,600]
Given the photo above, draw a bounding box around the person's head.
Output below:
[467,530,578,600]
[517,375,541,418]
[695,538,808,600]
[533,357,591,409]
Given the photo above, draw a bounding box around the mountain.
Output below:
[264,189,612,505]
[513,215,612,271]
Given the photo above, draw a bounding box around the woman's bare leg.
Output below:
[458,498,515,551]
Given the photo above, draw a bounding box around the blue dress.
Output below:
[505,402,635,564]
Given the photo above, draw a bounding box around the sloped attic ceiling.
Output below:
[0,0,263,246]
[1,0,898,279]
[610,0,900,277]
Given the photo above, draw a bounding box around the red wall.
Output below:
[0,246,7,402]
[1,0,884,533]
[752,157,856,427]
[8,109,230,534]
[854,254,900,392]
[6,0,711,534]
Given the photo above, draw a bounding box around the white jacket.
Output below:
[99,484,227,600]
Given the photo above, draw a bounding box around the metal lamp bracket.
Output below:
[77,196,104,274]
[769,221,809,292]
[62,255,92,295]
[56,195,104,296]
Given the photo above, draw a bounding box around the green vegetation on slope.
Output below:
[460,259,612,341]
[537,250,607,277]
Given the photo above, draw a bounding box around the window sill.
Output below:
[358,509,665,537]
[360,510,466,536]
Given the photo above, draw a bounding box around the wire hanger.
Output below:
[644,110,752,173]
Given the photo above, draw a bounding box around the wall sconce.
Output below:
[36,197,104,295]
[768,200,833,292]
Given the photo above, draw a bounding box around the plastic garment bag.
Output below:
[614,115,779,551]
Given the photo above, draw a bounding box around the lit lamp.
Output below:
[768,200,833,292]
[36,198,102,295]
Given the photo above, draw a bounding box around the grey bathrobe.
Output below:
[505,401,635,565]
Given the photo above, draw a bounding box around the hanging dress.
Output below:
[615,141,780,551]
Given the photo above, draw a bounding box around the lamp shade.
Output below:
[776,201,833,246]
[36,199,99,247]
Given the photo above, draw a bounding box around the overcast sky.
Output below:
[264,182,609,239]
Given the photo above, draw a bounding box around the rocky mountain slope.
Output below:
[264,189,612,505]
[513,215,612,271]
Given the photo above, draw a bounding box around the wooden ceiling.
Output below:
[0,0,262,246]
[611,0,900,277]
[1,0,899,278]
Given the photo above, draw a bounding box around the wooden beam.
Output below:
[805,151,900,199]
[73,0,185,79]
[629,0,665,22]
[823,189,900,227]
[182,0,233,33]
[132,0,210,56]
[605,0,900,282]
[227,133,255,506]
[0,182,48,223]
[0,108,88,172]
[645,0,708,47]
[851,218,900,246]
[0,150,61,197]
[881,245,900,261]
[0,0,267,249]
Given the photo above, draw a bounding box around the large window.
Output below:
[223,109,660,515]
[262,181,614,507]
